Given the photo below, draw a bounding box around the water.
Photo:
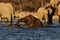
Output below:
[52,21,59,26]
[0,20,59,26]
[0,20,60,40]
[0,26,60,40]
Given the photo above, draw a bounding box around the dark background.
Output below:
[0,0,50,12]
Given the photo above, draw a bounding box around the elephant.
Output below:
[37,6,48,23]
[16,15,43,28]
[0,2,14,24]
[57,2,60,23]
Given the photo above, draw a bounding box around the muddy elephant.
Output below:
[16,15,43,28]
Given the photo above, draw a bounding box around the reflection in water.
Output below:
[42,20,59,26]
[52,21,59,26]
[1,19,7,24]
[0,20,59,26]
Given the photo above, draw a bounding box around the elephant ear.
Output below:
[0,14,2,17]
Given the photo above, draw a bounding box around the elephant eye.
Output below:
[14,16,19,18]
[14,16,16,18]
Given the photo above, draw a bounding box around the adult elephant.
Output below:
[0,2,14,24]
[37,3,56,24]
[57,2,60,23]
[14,11,43,27]
[46,5,56,24]
[37,6,48,24]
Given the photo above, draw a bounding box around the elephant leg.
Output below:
[16,20,19,26]
[0,17,2,24]
[48,16,52,24]
[44,16,48,24]
[59,16,60,23]
[6,17,13,26]
[6,18,10,24]
[16,18,24,27]
[33,19,43,28]
[6,17,9,22]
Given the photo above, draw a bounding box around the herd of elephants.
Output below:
[0,2,60,28]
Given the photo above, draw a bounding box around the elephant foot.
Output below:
[58,21,60,24]
[0,21,2,24]
[58,23,60,26]
[6,21,11,25]
[15,24,19,27]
